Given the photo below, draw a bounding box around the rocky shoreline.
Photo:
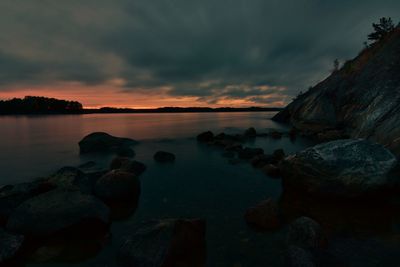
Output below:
[1,130,400,266]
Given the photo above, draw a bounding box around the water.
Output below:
[4,112,398,267]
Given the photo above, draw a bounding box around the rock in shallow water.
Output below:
[287,217,326,250]
[244,198,280,230]
[281,139,398,198]
[110,157,147,176]
[197,131,214,142]
[6,190,110,237]
[0,228,24,263]
[79,132,138,154]
[118,218,206,267]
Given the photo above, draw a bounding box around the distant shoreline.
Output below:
[0,107,283,115]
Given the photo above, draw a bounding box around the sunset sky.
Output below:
[1,1,399,108]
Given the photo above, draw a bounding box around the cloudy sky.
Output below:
[0,0,399,108]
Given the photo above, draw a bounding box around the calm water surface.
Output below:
[0,112,354,266]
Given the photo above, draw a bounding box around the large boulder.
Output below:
[79,132,138,154]
[46,167,91,193]
[6,190,110,237]
[110,157,147,176]
[0,228,24,264]
[244,198,280,230]
[0,180,54,225]
[281,139,398,197]
[117,219,206,267]
[272,27,400,157]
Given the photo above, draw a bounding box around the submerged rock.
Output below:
[197,131,214,142]
[244,127,257,137]
[117,218,206,267]
[6,190,110,237]
[110,157,147,176]
[281,139,398,197]
[79,132,138,154]
[244,198,280,230]
[0,228,24,264]
[154,151,176,163]
[287,217,326,250]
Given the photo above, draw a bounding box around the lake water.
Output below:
[2,112,399,267]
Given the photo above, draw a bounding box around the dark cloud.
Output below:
[0,0,399,106]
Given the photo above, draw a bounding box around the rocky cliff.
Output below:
[273,26,400,157]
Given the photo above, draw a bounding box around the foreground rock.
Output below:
[287,217,326,250]
[281,139,398,198]
[46,167,91,193]
[118,218,206,267]
[285,245,316,267]
[79,132,138,154]
[197,131,214,142]
[6,190,110,237]
[95,170,141,219]
[244,198,280,230]
[0,228,24,264]
[110,157,147,176]
[272,26,400,156]
[154,151,176,163]
[0,180,54,225]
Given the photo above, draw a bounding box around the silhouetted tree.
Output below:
[368,17,395,42]
[332,59,340,73]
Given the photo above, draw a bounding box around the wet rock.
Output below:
[281,139,398,197]
[117,218,206,267]
[117,147,136,158]
[79,132,138,154]
[244,198,280,230]
[110,157,147,176]
[251,154,275,168]
[285,245,316,267]
[262,164,281,178]
[154,151,176,163]
[287,217,326,250]
[238,147,264,160]
[95,170,140,201]
[273,149,286,162]
[197,131,214,142]
[94,170,140,220]
[0,180,54,225]
[78,161,97,170]
[244,127,257,137]
[46,167,91,193]
[6,189,110,237]
[0,228,24,264]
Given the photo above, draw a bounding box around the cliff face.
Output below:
[273,27,400,157]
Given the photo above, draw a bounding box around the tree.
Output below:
[332,59,340,73]
[368,17,395,42]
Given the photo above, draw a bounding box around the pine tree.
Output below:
[368,17,395,42]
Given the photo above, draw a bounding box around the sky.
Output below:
[0,0,399,108]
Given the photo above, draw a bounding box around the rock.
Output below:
[95,170,140,201]
[6,190,110,237]
[244,199,280,230]
[46,167,91,193]
[117,147,136,158]
[78,161,97,169]
[251,154,275,168]
[0,228,24,264]
[287,217,326,250]
[273,149,286,162]
[225,143,243,152]
[117,219,206,267]
[0,180,54,225]
[238,147,264,159]
[110,157,147,176]
[154,151,176,163]
[79,132,138,154]
[244,127,257,137]
[285,246,316,267]
[197,131,214,142]
[262,164,281,178]
[289,128,298,139]
[272,27,400,157]
[94,170,140,220]
[317,129,349,142]
[281,139,398,197]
